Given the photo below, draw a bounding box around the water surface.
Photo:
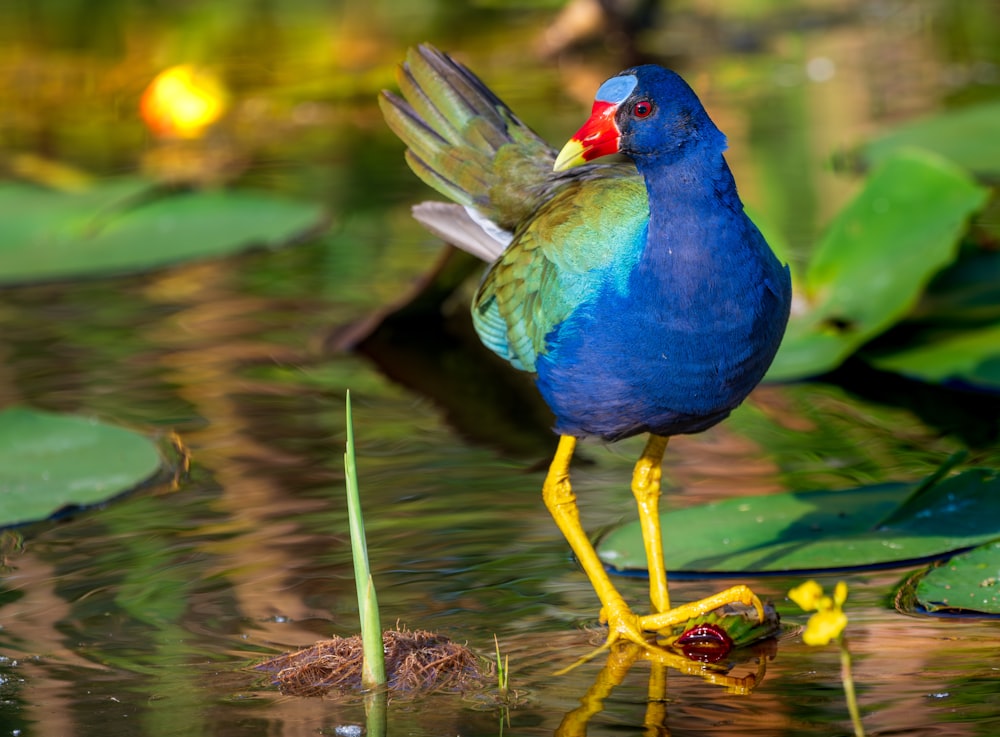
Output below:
[1,2,999,735]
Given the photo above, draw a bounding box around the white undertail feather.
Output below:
[411,201,510,263]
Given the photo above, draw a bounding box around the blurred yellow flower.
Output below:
[141,65,228,139]
[789,579,849,646]
[789,580,864,735]
[834,581,848,607]
[802,607,848,646]
[788,580,823,611]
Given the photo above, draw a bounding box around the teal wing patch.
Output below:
[472,174,649,372]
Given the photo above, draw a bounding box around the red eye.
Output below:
[633,100,654,118]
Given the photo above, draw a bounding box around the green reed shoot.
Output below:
[344,391,386,690]
[494,634,509,700]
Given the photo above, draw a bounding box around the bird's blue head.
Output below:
[553,65,725,171]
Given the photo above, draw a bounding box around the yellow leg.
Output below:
[643,660,669,736]
[545,434,766,658]
[543,435,650,649]
[631,434,670,613]
[627,433,766,634]
[554,644,643,737]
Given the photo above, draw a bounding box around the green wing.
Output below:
[380,45,560,232]
[472,174,649,372]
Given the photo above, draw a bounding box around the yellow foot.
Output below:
[558,588,767,675]
[639,585,766,633]
[555,603,654,675]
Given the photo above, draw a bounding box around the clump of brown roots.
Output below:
[254,627,489,698]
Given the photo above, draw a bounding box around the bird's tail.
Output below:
[379,45,558,235]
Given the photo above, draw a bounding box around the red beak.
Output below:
[553,100,621,171]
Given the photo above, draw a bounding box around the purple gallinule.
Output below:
[381,46,791,650]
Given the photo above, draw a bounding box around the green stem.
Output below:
[365,689,388,737]
[838,635,865,737]
[344,391,386,690]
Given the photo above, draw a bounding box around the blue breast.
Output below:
[534,211,791,441]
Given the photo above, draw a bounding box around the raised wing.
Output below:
[472,174,649,372]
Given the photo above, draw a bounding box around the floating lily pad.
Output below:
[597,468,1000,575]
[0,407,164,527]
[0,178,328,285]
[766,149,989,381]
[905,541,1000,615]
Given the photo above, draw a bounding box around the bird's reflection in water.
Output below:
[555,637,777,737]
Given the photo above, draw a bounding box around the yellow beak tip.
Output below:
[553,139,587,172]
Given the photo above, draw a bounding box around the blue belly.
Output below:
[534,261,790,441]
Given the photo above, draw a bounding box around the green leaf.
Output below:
[867,322,1000,390]
[904,541,1000,614]
[597,469,1000,574]
[0,407,164,527]
[859,101,1000,180]
[904,247,1000,327]
[0,179,328,285]
[766,149,989,381]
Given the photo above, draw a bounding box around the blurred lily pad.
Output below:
[597,468,1000,574]
[901,540,1000,615]
[858,101,1000,181]
[0,178,328,285]
[767,149,990,381]
[0,407,164,527]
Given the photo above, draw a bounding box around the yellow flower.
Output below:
[788,580,824,611]
[140,65,228,139]
[802,608,848,646]
[788,580,849,646]
[833,581,848,607]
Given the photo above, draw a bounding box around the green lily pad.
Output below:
[0,178,328,285]
[899,541,1000,615]
[920,541,1000,614]
[859,101,1000,180]
[766,149,989,381]
[0,407,164,527]
[597,468,1000,574]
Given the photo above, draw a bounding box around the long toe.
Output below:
[638,585,767,633]
[603,607,656,650]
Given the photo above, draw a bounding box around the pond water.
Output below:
[1,2,1000,736]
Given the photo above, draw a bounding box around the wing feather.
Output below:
[472,175,649,372]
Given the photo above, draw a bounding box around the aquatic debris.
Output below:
[254,627,489,698]
[657,600,782,651]
[674,622,733,663]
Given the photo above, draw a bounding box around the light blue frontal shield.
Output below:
[595,74,637,104]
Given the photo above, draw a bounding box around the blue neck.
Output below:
[632,146,744,277]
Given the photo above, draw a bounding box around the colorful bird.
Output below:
[380,46,791,651]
